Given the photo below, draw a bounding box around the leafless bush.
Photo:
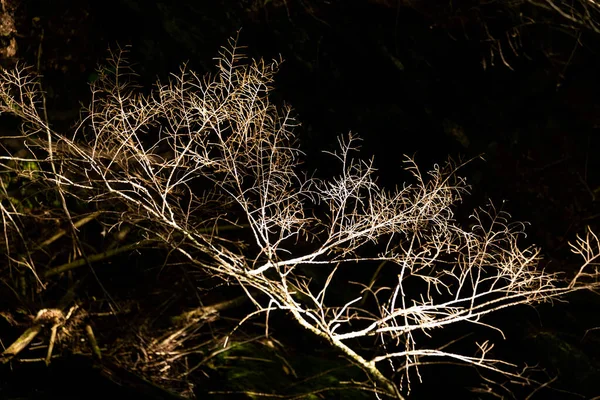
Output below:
[2,35,600,398]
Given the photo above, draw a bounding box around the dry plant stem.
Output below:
[0,325,43,364]
[85,324,102,360]
[529,0,600,34]
[37,211,102,248]
[45,324,58,366]
[43,239,153,277]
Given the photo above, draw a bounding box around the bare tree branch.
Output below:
[2,35,600,398]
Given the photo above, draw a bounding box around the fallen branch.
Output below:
[43,239,154,278]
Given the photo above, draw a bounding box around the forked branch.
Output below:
[2,36,600,398]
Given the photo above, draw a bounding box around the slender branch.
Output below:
[43,239,154,278]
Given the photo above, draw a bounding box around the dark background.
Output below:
[2,0,600,398]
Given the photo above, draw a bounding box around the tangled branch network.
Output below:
[530,0,600,34]
[1,36,600,398]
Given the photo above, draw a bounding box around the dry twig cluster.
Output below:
[1,36,600,398]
